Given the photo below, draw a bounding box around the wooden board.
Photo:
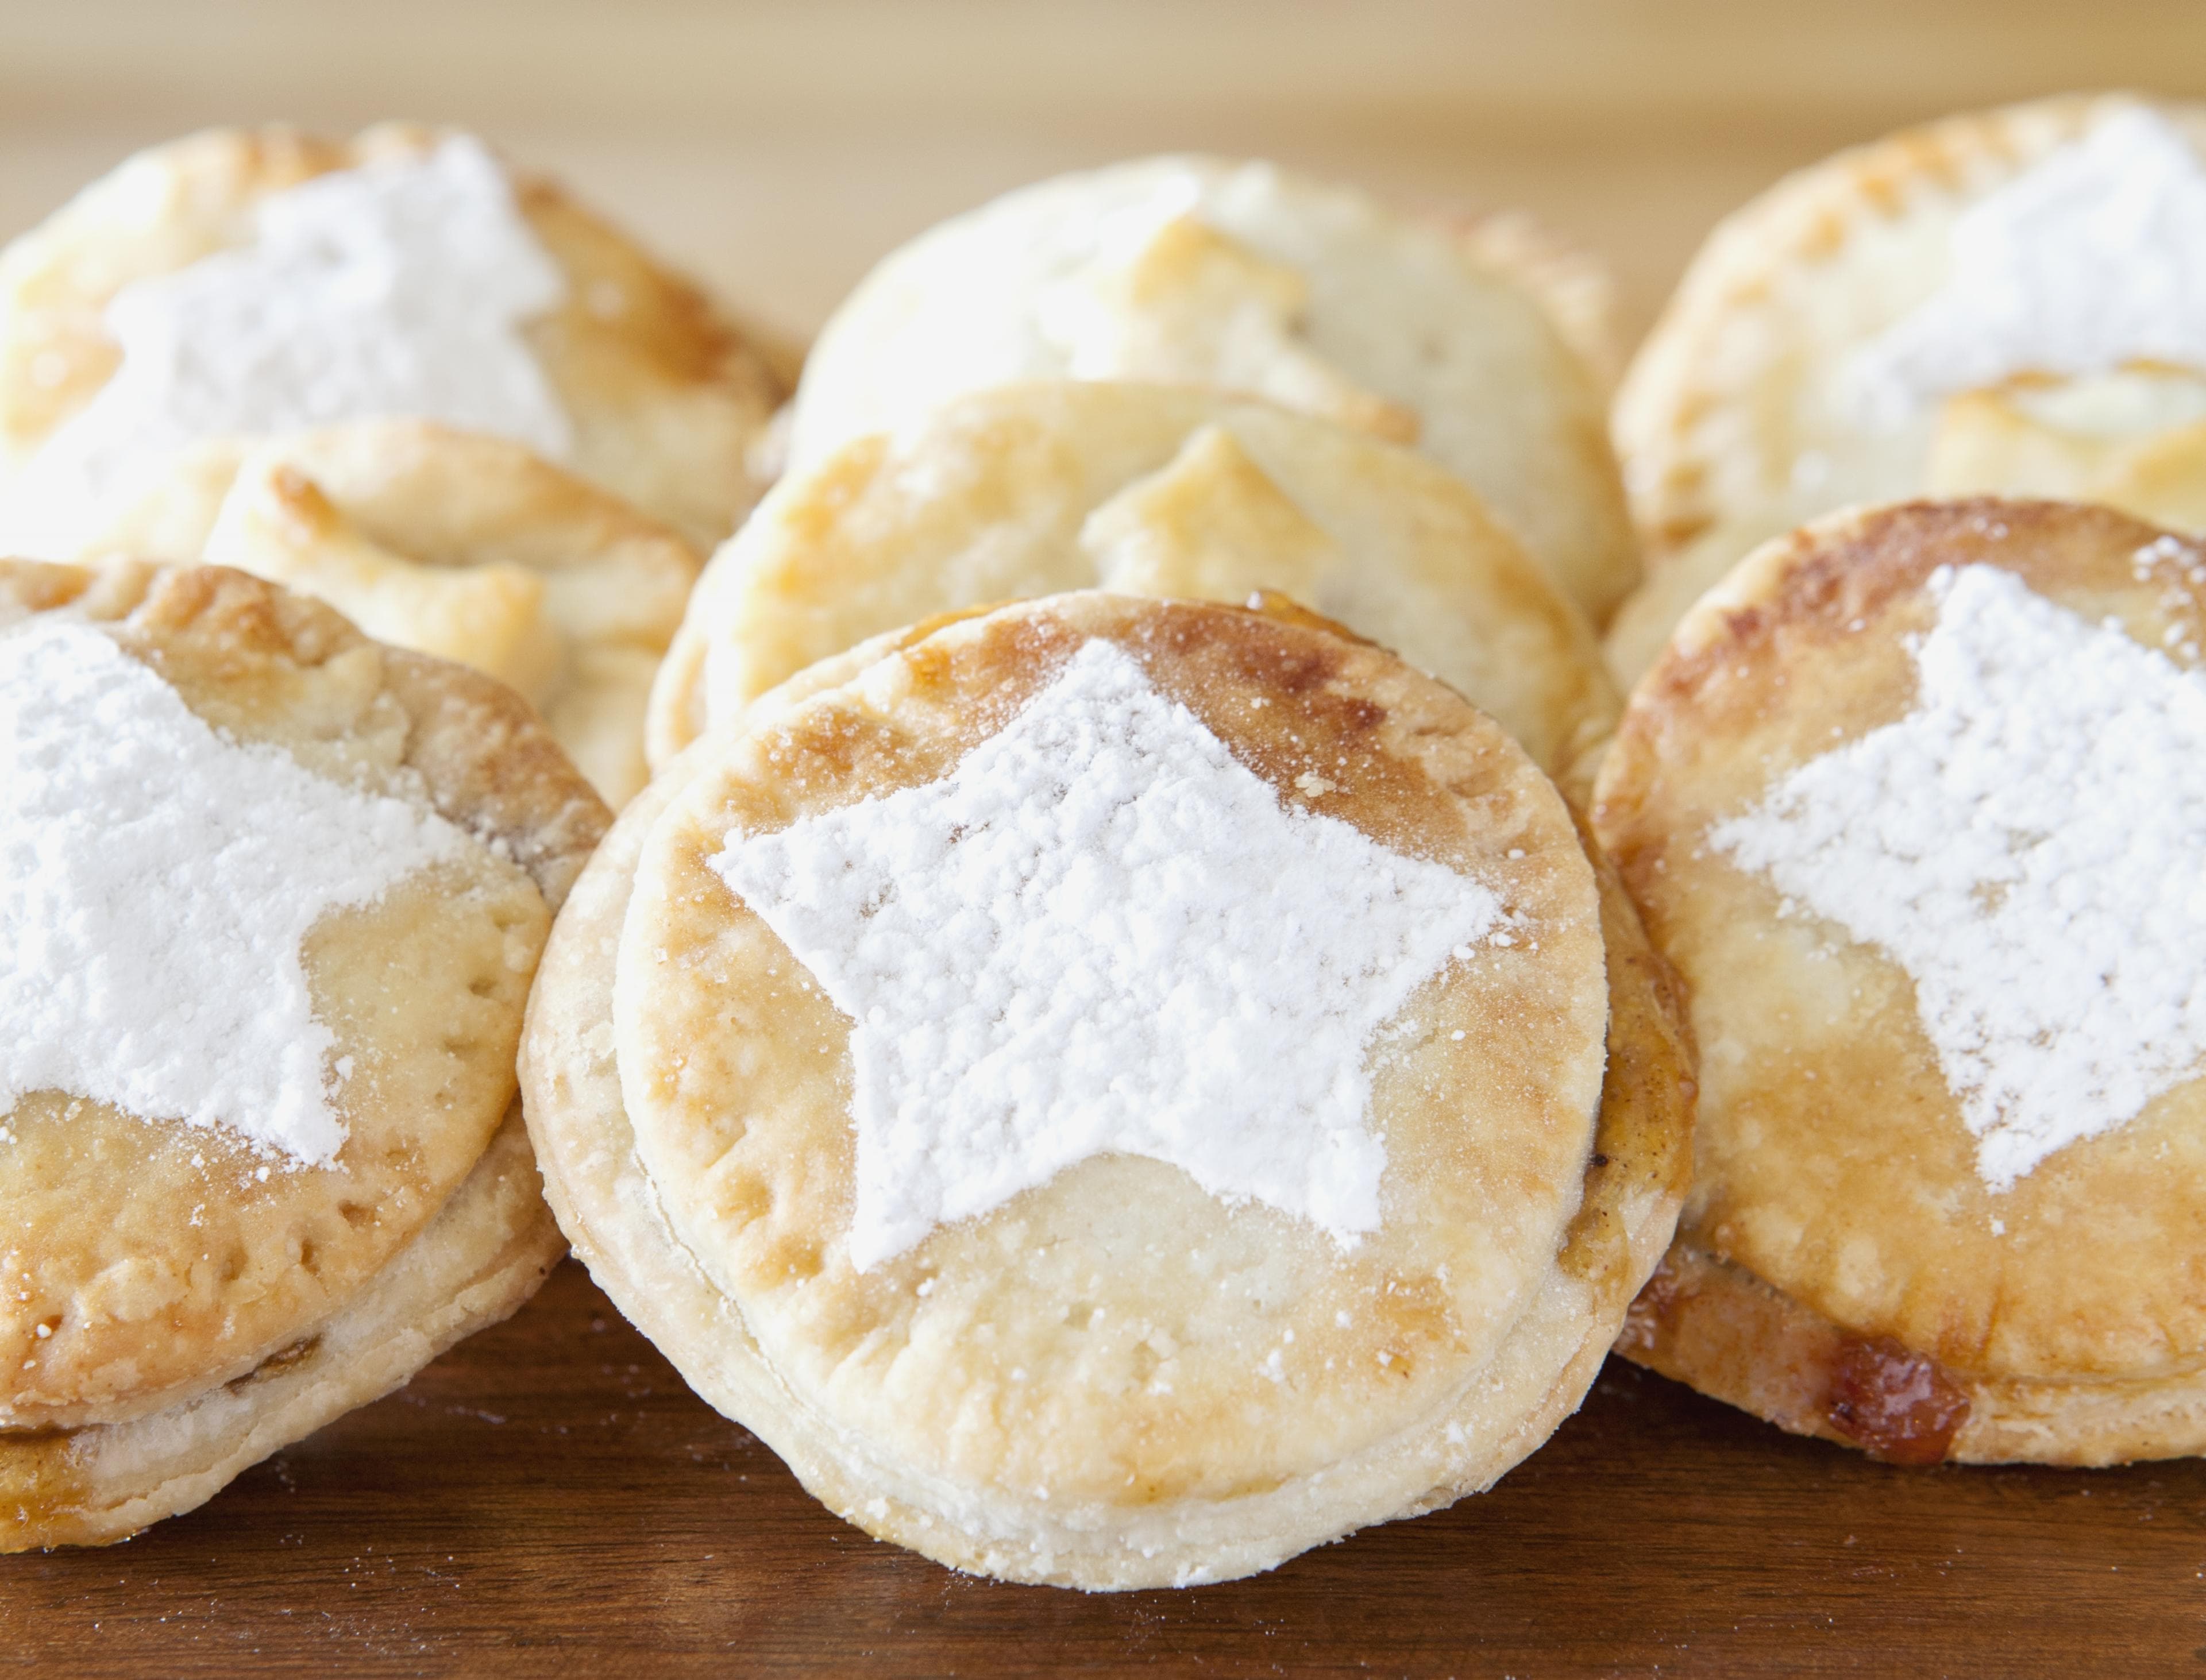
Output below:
[6,1259,2204,1677]
[5,3,2206,1670]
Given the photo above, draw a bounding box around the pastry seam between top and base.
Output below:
[1596,499,2206,1464]
[524,597,1692,1589]
[0,1107,564,1551]
[0,559,607,1542]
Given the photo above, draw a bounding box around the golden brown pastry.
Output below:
[0,124,785,558]
[0,561,606,1545]
[648,382,1619,789]
[1609,94,2206,686]
[527,590,1692,1588]
[784,157,1639,623]
[1595,499,2206,1464]
[91,420,701,806]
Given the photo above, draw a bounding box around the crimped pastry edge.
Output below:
[525,611,1693,1590]
[1612,92,2206,561]
[0,1109,565,1550]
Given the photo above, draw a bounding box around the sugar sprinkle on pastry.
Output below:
[1597,500,2206,1465]
[533,592,1689,1586]
[1711,562,2206,1188]
[1608,90,2206,666]
[0,617,466,1163]
[1844,108,2206,425]
[0,558,601,1543]
[712,639,1507,1268]
[1843,107,2206,425]
[4,137,567,555]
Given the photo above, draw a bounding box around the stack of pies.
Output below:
[1595,97,2206,1467]
[526,151,1692,1584]
[0,561,604,1547]
[0,125,1685,1580]
[1596,500,2206,1464]
[528,592,1692,1587]
[10,87,2199,1587]
[0,123,715,1548]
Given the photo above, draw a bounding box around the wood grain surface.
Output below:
[6,1260,2205,1677]
[5,3,2206,1673]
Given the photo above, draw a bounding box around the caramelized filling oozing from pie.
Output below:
[1619,1246,1972,1465]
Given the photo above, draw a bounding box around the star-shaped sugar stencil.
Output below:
[1841,105,2206,423]
[710,639,1510,1271]
[0,617,467,1164]
[1711,561,2206,1190]
[0,136,570,558]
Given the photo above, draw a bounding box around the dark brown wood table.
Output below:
[2,1258,2200,1676]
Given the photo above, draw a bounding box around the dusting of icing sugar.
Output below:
[711,639,1507,1270]
[1842,107,2206,425]
[1711,563,2206,1189]
[0,618,469,1163]
[0,136,569,557]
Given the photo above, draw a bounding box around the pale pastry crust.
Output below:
[0,1107,563,1550]
[86,420,703,806]
[1600,512,1807,692]
[1438,208,1621,397]
[647,383,1619,786]
[626,595,1609,1502]
[1614,95,2206,565]
[0,561,605,1431]
[1925,376,2206,534]
[1605,380,2206,686]
[0,124,786,552]
[524,593,1694,1588]
[784,158,1638,623]
[1594,500,2206,1462]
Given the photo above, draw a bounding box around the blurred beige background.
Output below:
[3,0,2204,354]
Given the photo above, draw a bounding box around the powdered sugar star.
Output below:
[1841,106,2206,424]
[712,640,1505,1269]
[1713,565,2206,1188]
[0,620,466,1162]
[0,136,568,558]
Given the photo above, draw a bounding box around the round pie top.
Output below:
[0,123,784,555]
[1615,94,2206,563]
[1439,208,1622,397]
[614,591,1610,1508]
[648,382,1618,782]
[1594,499,2206,1384]
[784,156,1637,623]
[88,419,701,806]
[0,560,607,1427]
